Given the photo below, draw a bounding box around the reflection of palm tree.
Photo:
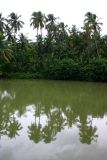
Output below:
[0,103,14,138]
[7,117,22,138]
[42,124,56,143]
[34,102,42,124]
[28,103,42,143]
[42,108,65,143]
[0,111,7,138]
[28,123,42,143]
[78,119,98,144]
[51,109,65,132]
[64,106,78,127]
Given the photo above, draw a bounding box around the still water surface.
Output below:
[0,80,107,160]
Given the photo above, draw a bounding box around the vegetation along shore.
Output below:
[0,11,107,81]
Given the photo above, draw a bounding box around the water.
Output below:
[0,80,107,160]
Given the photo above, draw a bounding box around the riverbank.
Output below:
[1,58,107,82]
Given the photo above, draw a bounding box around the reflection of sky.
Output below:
[0,90,16,100]
[0,105,107,160]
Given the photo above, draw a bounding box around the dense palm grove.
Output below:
[0,11,107,81]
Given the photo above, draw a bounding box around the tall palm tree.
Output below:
[5,25,14,42]
[56,22,68,41]
[30,11,45,38]
[45,14,58,54]
[45,14,57,37]
[18,33,29,50]
[8,12,24,38]
[84,12,102,36]
[83,12,103,58]
[0,33,13,63]
[0,13,6,34]
[7,13,24,65]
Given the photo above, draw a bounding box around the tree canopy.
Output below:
[0,11,107,81]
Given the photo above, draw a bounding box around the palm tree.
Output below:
[7,13,24,65]
[8,12,24,39]
[0,33,13,63]
[45,14,57,37]
[5,25,14,42]
[18,33,29,50]
[45,14,58,54]
[84,12,102,36]
[83,12,103,58]
[30,11,45,38]
[0,13,6,34]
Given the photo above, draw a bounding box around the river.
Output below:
[0,80,107,160]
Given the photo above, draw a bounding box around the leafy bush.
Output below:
[1,58,107,82]
[88,59,107,81]
[44,59,81,80]
[2,72,42,79]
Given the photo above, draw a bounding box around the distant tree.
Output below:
[8,12,24,39]
[30,11,45,38]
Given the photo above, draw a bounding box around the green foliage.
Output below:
[86,59,107,81]
[2,72,42,79]
[0,11,107,81]
[44,59,80,80]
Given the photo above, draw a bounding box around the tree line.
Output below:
[0,11,107,81]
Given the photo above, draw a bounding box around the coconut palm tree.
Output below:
[0,33,13,63]
[83,12,103,58]
[18,33,29,50]
[7,13,24,65]
[30,11,45,38]
[84,12,102,36]
[45,14,57,37]
[8,12,24,39]
[45,14,58,54]
[5,24,14,43]
[0,13,7,34]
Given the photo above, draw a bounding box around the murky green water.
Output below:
[0,80,107,160]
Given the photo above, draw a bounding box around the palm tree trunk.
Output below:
[37,28,39,41]
[40,28,42,37]
[94,36,100,58]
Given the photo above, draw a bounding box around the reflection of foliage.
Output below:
[63,106,78,127]
[42,108,65,143]
[0,92,22,139]
[0,103,14,138]
[42,124,56,143]
[78,119,98,144]
[28,107,66,143]
[7,116,22,138]
[0,88,105,144]
[28,123,42,143]
[34,102,42,117]
[27,106,98,144]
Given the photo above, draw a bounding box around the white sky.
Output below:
[0,0,107,39]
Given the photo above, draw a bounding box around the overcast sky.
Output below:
[0,0,107,39]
